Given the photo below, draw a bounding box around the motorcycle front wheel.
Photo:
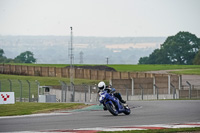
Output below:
[124,108,131,115]
[106,102,118,116]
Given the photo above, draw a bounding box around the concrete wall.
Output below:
[0,64,180,82]
[155,76,168,94]
[133,78,153,95]
[111,75,180,96]
[91,70,98,80]
[179,90,200,99]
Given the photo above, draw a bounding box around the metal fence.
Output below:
[0,79,99,103]
[0,79,38,102]
[1,79,199,103]
[179,82,200,99]
[114,82,200,101]
[56,83,99,103]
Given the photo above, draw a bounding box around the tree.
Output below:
[0,48,7,63]
[193,50,200,65]
[0,48,5,57]
[14,51,36,63]
[138,31,200,64]
[162,32,200,64]
[148,48,171,64]
[138,56,149,64]
[0,56,7,63]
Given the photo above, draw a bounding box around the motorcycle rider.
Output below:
[98,81,126,104]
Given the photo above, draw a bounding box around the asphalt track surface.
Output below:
[0,100,200,132]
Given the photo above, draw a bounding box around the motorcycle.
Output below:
[99,88,131,116]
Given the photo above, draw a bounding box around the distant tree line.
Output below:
[138,31,200,65]
[0,49,36,63]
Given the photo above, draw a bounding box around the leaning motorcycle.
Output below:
[99,89,131,116]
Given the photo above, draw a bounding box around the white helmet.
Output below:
[98,81,106,90]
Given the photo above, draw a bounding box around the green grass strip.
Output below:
[0,102,86,116]
[170,68,200,75]
[3,63,200,72]
[0,74,100,86]
[108,64,200,72]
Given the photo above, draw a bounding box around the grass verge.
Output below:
[98,127,200,133]
[3,63,200,73]
[0,102,86,116]
[169,68,200,75]
[108,64,200,72]
[0,74,100,86]
[0,74,106,98]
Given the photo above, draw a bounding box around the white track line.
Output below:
[4,122,200,132]
[0,112,72,119]
[76,122,200,131]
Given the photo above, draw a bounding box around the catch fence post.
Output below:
[8,79,12,92]
[131,78,134,96]
[71,82,75,102]
[154,84,159,100]
[59,81,64,102]
[35,80,40,102]
[26,80,31,102]
[186,81,192,99]
[139,84,144,100]
[83,83,87,102]
[168,75,171,94]
[124,84,129,101]
[126,87,128,101]
[82,83,87,102]
[61,81,63,102]
[88,85,91,102]
[18,79,22,102]
[0,80,1,92]
[170,83,176,99]
[59,81,68,102]
[62,81,67,102]
[153,76,156,95]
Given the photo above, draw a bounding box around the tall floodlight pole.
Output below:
[70,27,74,82]
[106,57,109,65]
[80,51,83,64]
[70,27,74,95]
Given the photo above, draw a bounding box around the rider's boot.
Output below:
[103,106,107,111]
[123,103,129,109]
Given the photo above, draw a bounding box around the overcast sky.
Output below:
[0,0,199,37]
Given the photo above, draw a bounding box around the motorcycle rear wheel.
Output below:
[106,102,118,116]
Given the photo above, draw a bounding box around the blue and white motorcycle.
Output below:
[99,88,131,116]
